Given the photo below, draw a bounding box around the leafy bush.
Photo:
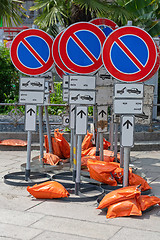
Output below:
[0,45,20,113]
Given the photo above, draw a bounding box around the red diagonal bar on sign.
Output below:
[116,38,144,70]
[71,33,98,63]
[21,38,46,66]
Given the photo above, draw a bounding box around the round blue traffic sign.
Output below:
[102,26,158,82]
[59,22,106,74]
[10,29,54,75]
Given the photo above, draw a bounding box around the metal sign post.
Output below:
[75,106,88,195]
[70,105,76,180]
[121,115,135,187]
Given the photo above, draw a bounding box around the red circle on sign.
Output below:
[52,31,74,74]
[138,42,160,82]
[59,22,106,74]
[10,29,54,75]
[102,26,157,82]
[90,18,118,30]
[55,64,65,79]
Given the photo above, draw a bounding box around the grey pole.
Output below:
[123,147,131,187]
[44,105,53,153]
[109,115,114,151]
[25,131,32,181]
[72,130,77,182]
[114,122,118,161]
[75,135,82,195]
[120,146,124,168]
[70,128,74,169]
[99,132,104,161]
[38,106,44,167]
[95,131,99,156]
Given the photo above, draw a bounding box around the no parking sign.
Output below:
[102,26,158,82]
[10,29,54,75]
[59,22,106,74]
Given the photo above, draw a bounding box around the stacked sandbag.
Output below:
[97,186,160,218]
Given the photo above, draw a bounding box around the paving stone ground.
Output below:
[0,150,160,240]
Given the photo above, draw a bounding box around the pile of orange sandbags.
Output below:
[44,129,70,159]
[87,159,152,191]
[97,186,160,218]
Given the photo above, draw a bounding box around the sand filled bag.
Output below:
[54,129,70,159]
[82,131,93,151]
[97,185,141,209]
[138,195,160,211]
[27,181,70,199]
[0,139,27,146]
[129,172,152,192]
[106,198,142,219]
[42,153,60,166]
[87,159,118,186]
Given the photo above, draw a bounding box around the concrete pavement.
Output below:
[0,150,160,240]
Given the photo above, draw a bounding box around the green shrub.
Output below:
[0,45,20,113]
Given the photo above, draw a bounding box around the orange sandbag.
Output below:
[103,150,120,162]
[27,181,70,199]
[129,172,152,192]
[42,153,60,166]
[52,137,62,158]
[87,159,118,186]
[44,135,62,158]
[54,129,70,159]
[0,139,27,146]
[97,185,141,209]
[44,135,49,153]
[103,138,111,150]
[112,167,132,184]
[81,156,119,167]
[106,198,142,218]
[82,131,93,151]
[138,195,160,211]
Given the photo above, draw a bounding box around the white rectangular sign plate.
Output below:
[114,99,143,115]
[19,91,44,104]
[70,105,76,129]
[96,66,113,86]
[63,89,69,102]
[114,83,143,99]
[96,86,113,105]
[69,90,95,105]
[121,115,134,147]
[25,105,37,131]
[76,106,88,135]
[97,106,108,132]
[63,75,69,89]
[20,77,45,91]
[69,75,96,90]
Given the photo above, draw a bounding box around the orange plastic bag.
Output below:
[87,159,118,186]
[0,139,27,146]
[54,129,70,159]
[82,131,93,151]
[97,185,141,209]
[103,139,111,150]
[129,172,152,192]
[44,135,62,158]
[81,156,119,167]
[138,195,160,211]
[27,181,70,199]
[42,153,60,166]
[112,167,132,184]
[106,198,142,219]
